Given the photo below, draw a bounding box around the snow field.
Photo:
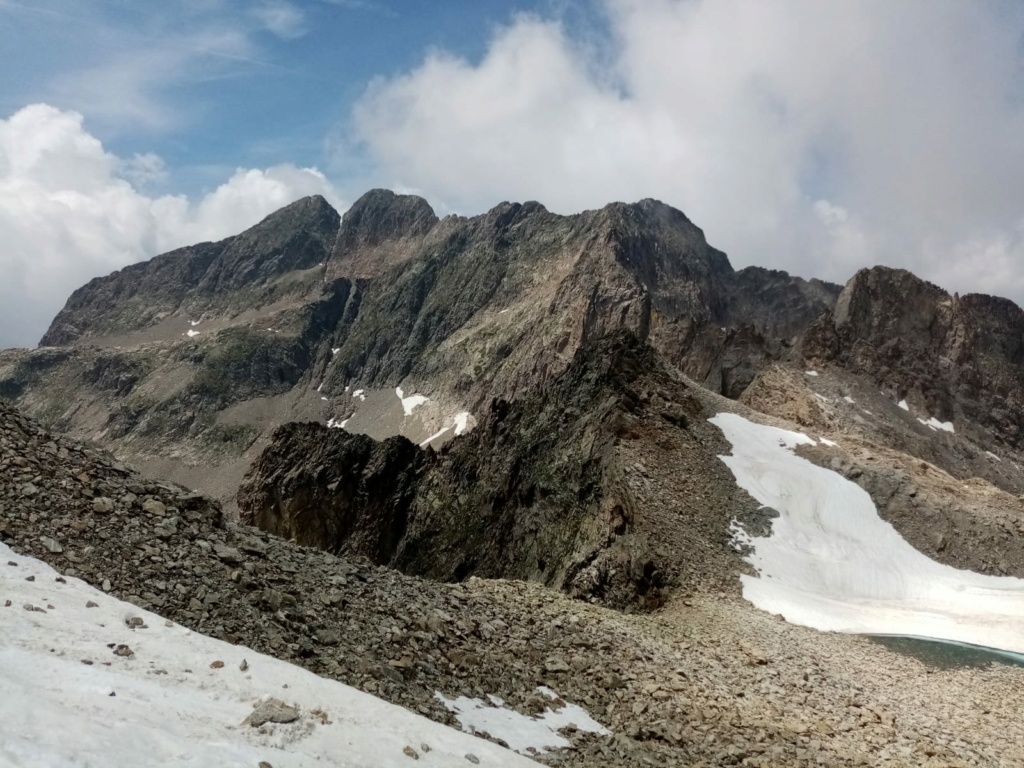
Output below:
[711,412,1024,654]
[0,542,537,767]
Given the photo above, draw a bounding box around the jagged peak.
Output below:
[339,189,438,245]
[600,197,698,229]
[242,194,340,235]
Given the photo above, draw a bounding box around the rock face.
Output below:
[239,333,758,608]
[803,266,1024,448]
[41,195,341,346]
[1,190,837,504]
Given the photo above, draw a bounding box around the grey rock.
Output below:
[142,499,167,517]
[245,698,300,727]
[92,497,115,514]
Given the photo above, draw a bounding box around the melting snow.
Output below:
[711,412,1024,653]
[396,387,429,417]
[453,412,472,436]
[897,399,910,411]
[0,543,535,768]
[435,686,608,755]
[917,416,955,433]
[419,427,451,447]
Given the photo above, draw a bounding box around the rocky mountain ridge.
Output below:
[0,190,840,506]
[7,189,1024,765]
[802,265,1024,449]
[238,332,761,609]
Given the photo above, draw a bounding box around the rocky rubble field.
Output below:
[5,398,1024,767]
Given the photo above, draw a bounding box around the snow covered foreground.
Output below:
[0,542,538,768]
[711,412,1024,654]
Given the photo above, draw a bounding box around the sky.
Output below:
[1,0,1024,347]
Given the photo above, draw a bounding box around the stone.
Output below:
[213,543,243,565]
[545,656,570,673]
[92,497,115,514]
[142,499,167,517]
[39,536,63,554]
[245,699,300,727]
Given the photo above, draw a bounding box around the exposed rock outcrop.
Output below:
[803,266,1024,448]
[41,195,340,346]
[239,333,758,608]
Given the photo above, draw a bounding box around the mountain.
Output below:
[0,190,838,508]
[7,190,1024,765]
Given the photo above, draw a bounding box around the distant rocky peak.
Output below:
[337,189,438,248]
[832,266,950,339]
[610,197,699,228]
[481,200,550,231]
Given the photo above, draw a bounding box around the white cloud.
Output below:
[350,0,1024,306]
[0,104,341,348]
[251,0,307,39]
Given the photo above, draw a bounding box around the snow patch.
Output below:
[317,383,324,392]
[326,417,349,429]
[843,396,855,404]
[710,412,1024,654]
[804,370,819,377]
[331,347,341,356]
[419,427,451,447]
[897,399,910,411]
[0,543,536,768]
[185,329,200,338]
[453,412,472,436]
[986,451,1002,462]
[396,387,429,417]
[819,438,838,448]
[189,320,201,327]
[435,687,608,755]
[917,416,955,433]
[352,389,366,401]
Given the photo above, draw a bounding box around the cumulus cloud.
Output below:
[351,0,1024,304]
[0,104,341,348]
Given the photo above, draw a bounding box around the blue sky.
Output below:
[2,1,1024,347]
[0,0,601,195]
